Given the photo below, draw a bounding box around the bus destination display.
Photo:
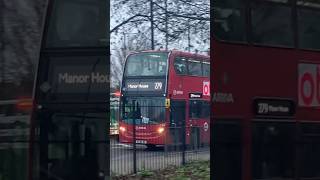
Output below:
[253,98,295,117]
[122,79,165,94]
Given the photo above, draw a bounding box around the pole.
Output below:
[165,0,168,50]
[150,0,155,50]
[132,100,137,174]
[182,119,186,165]
[188,19,191,52]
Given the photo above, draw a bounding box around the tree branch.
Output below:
[110,14,150,33]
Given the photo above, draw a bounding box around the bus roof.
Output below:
[126,50,210,61]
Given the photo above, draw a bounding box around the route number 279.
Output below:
[154,82,162,90]
[258,103,269,114]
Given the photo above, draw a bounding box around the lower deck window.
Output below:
[299,123,320,178]
[212,120,242,180]
[252,121,295,179]
[189,100,210,119]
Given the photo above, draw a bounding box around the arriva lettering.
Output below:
[212,92,234,103]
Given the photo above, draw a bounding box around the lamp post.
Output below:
[150,0,155,50]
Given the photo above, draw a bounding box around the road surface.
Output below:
[110,138,210,175]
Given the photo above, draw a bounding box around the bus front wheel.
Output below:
[146,144,156,150]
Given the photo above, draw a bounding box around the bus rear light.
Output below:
[157,127,164,134]
[114,91,121,97]
[16,99,33,111]
[120,126,126,132]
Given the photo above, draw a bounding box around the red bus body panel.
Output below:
[213,41,319,120]
[212,40,320,180]
[119,50,210,146]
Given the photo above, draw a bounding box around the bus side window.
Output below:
[212,120,242,180]
[188,59,202,76]
[189,100,210,119]
[298,8,320,50]
[189,100,202,118]
[251,3,293,47]
[299,123,320,178]
[174,57,187,75]
[214,0,246,42]
[201,101,210,119]
[202,61,210,77]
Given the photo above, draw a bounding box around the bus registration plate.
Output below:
[136,140,147,144]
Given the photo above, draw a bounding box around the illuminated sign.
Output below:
[58,72,108,84]
[122,79,165,94]
[47,56,109,97]
[253,98,295,117]
[189,93,202,98]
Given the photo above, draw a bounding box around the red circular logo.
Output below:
[204,85,209,95]
[300,72,314,106]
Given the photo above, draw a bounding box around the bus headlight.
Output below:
[120,126,126,132]
[157,127,164,134]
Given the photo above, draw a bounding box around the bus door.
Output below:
[212,119,242,180]
[37,107,107,180]
[169,100,186,149]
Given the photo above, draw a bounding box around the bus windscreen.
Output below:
[121,97,165,125]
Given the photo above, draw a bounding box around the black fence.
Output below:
[110,105,210,177]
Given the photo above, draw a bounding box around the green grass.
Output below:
[137,169,154,177]
[170,161,210,180]
[112,160,210,180]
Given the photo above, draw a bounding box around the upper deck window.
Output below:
[174,57,188,75]
[203,61,210,77]
[251,4,293,47]
[188,59,202,76]
[297,0,320,8]
[174,57,210,77]
[124,52,168,77]
[298,6,320,50]
[213,0,246,42]
[46,0,107,48]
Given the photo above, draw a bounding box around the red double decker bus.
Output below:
[212,0,320,179]
[119,50,210,149]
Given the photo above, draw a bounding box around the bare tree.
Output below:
[111,32,151,88]
[110,0,209,86]
[111,0,209,51]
